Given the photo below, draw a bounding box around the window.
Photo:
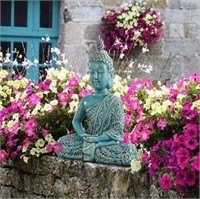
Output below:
[0,0,60,82]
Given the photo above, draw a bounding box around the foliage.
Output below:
[122,73,200,196]
[0,66,199,196]
[101,0,163,59]
[0,68,127,163]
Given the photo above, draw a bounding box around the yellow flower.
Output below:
[191,100,200,111]
[13,113,19,122]
[130,159,142,173]
[68,101,79,113]
[42,103,52,112]
[30,148,36,155]
[45,134,53,142]
[7,120,14,131]
[35,139,45,148]
[50,99,58,106]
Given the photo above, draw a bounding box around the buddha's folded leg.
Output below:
[95,142,137,166]
[56,133,83,160]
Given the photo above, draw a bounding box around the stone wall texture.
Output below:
[59,0,200,82]
[0,156,184,198]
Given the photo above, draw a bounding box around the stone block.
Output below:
[100,0,128,7]
[0,167,12,185]
[63,22,84,44]
[62,44,89,74]
[161,9,184,23]
[184,10,200,24]
[169,24,184,38]
[170,55,184,76]
[180,0,200,10]
[84,24,102,41]
[162,38,199,57]
[148,40,165,55]
[186,24,200,38]
[166,0,181,9]
[68,6,105,22]
[152,0,167,9]
[182,56,200,75]
[65,0,101,7]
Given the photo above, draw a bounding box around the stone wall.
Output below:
[0,156,183,198]
[59,0,200,82]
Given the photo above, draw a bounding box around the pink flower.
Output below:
[12,122,20,135]
[191,154,200,171]
[185,138,198,150]
[41,129,49,137]
[129,99,139,113]
[0,150,8,161]
[177,135,185,145]
[142,152,149,165]
[186,170,196,186]
[139,129,151,142]
[28,94,41,106]
[184,124,198,138]
[38,82,49,91]
[45,144,53,153]
[160,174,173,190]
[177,155,191,170]
[24,118,37,129]
[123,132,129,145]
[53,142,63,152]
[79,90,91,98]
[11,151,18,159]
[151,154,163,170]
[176,170,186,186]
[157,118,167,130]
[58,92,68,106]
[124,114,132,126]
[26,129,36,137]
[130,130,138,144]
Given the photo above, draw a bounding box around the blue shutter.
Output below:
[0,0,60,82]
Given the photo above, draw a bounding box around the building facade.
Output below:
[1,0,200,82]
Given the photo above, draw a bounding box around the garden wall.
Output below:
[0,156,182,198]
[59,0,200,82]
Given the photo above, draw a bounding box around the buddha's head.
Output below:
[88,36,115,90]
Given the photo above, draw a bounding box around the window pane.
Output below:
[13,42,27,63]
[14,0,27,27]
[39,43,52,64]
[1,0,11,26]
[40,0,52,28]
[39,66,48,82]
[0,42,11,57]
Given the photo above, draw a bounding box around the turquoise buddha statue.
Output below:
[57,37,137,166]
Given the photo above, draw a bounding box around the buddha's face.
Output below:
[88,61,110,91]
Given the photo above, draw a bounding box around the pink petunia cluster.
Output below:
[0,70,93,162]
[101,1,163,57]
[122,73,200,195]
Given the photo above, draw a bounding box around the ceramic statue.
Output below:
[57,36,137,166]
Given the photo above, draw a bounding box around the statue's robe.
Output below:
[57,94,137,166]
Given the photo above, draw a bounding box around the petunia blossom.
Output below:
[160,174,173,190]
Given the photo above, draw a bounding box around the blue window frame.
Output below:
[0,0,60,82]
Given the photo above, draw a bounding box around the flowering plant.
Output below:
[101,0,163,58]
[0,68,127,163]
[123,74,200,196]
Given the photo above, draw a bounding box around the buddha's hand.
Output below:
[83,136,98,143]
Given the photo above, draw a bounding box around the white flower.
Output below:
[50,99,58,106]
[33,59,39,65]
[42,103,52,112]
[35,139,45,148]
[130,159,142,173]
[142,47,149,53]
[51,47,60,55]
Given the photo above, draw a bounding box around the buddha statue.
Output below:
[56,36,137,166]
